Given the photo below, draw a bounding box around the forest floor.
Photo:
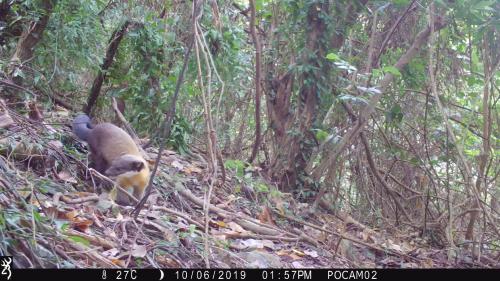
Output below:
[0,103,496,268]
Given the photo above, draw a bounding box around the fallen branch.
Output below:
[276,210,421,262]
[152,206,205,229]
[54,192,99,204]
[65,228,117,250]
[64,237,118,267]
[177,184,294,238]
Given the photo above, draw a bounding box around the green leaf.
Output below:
[356,86,382,96]
[372,68,383,79]
[392,0,410,7]
[326,53,340,61]
[33,210,43,222]
[255,0,264,12]
[386,104,404,124]
[409,157,420,165]
[12,68,26,79]
[472,0,495,11]
[382,66,402,77]
[262,10,272,19]
[338,94,368,105]
[0,213,5,229]
[334,60,357,72]
[55,221,70,231]
[315,129,328,142]
[224,159,246,177]
[68,235,90,247]
[471,51,480,68]
[33,74,41,85]
[255,183,269,193]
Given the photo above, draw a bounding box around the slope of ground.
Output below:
[0,103,496,268]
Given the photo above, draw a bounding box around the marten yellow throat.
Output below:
[72,114,150,205]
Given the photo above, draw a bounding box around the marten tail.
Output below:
[72,114,92,141]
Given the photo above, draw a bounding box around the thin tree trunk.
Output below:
[84,20,136,114]
[233,91,252,156]
[248,0,262,164]
[9,0,54,79]
[269,1,328,191]
[465,31,495,242]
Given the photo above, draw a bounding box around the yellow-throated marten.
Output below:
[72,114,150,205]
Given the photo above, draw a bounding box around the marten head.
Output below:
[105,154,148,177]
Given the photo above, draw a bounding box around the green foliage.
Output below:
[255,182,270,193]
[385,104,404,125]
[68,235,90,247]
[326,53,340,61]
[382,66,402,77]
[314,129,329,143]
[392,0,411,7]
[0,212,5,230]
[36,0,106,92]
[401,58,426,88]
[32,209,44,222]
[338,94,368,105]
[224,159,246,178]
[167,115,192,154]
[108,19,177,131]
[56,221,70,231]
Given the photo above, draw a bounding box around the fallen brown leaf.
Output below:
[258,206,276,225]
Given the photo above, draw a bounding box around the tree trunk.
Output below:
[330,0,368,49]
[268,1,328,191]
[248,0,262,164]
[84,20,135,114]
[465,32,494,242]
[233,91,252,157]
[9,0,54,79]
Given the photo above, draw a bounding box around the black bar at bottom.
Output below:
[3,268,499,281]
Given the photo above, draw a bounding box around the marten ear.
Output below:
[105,155,145,176]
[131,160,145,171]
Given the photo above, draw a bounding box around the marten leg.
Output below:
[89,152,112,192]
[89,151,109,173]
[114,185,135,206]
[133,186,145,202]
